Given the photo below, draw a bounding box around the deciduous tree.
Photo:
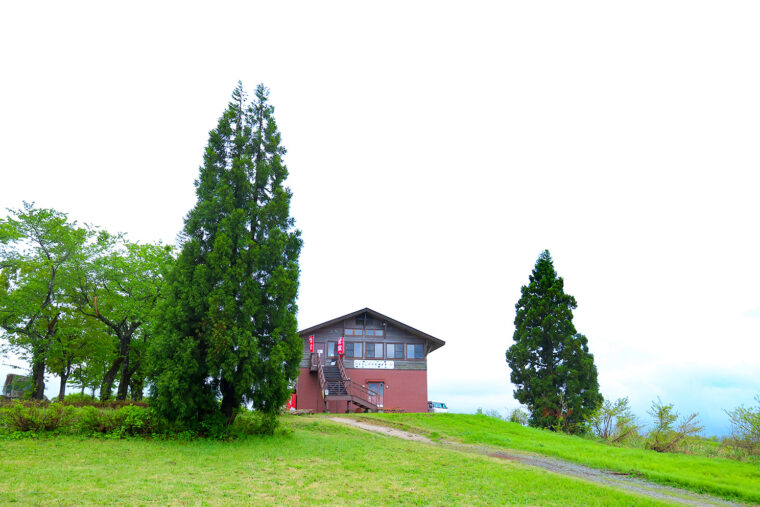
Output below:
[645,398,703,452]
[0,203,89,399]
[506,250,602,433]
[70,238,172,400]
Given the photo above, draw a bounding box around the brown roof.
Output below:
[298,307,445,353]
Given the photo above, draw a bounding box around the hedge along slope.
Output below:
[0,401,272,438]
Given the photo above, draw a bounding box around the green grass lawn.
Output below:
[349,413,760,504]
[0,416,664,506]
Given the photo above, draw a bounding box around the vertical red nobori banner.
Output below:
[337,336,344,357]
[308,335,314,353]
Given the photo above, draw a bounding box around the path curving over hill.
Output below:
[327,417,741,507]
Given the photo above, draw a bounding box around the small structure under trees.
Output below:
[506,250,602,433]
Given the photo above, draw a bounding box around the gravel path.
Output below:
[327,417,741,506]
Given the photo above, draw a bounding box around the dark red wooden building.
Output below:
[295,308,445,413]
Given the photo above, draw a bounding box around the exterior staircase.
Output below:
[311,354,378,413]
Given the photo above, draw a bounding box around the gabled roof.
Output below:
[298,307,445,353]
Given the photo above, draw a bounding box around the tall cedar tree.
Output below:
[506,250,602,433]
[148,84,302,433]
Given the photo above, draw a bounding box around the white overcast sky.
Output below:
[1,1,758,435]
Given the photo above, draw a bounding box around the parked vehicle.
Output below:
[428,401,448,413]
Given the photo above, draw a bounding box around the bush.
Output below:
[1,402,73,432]
[588,397,641,443]
[111,405,158,436]
[725,395,760,456]
[0,402,280,440]
[645,399,703,453]
[508,408,529,426]
[64,392,97,403]
[75,405,160,436]
[76,406,109,434]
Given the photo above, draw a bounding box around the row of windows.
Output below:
[344,328,384,337]
[327,342,424,360]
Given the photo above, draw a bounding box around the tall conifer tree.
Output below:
[149,83,302,432]
[506,250,602,433]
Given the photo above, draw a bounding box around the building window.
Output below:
[407,343,424,359]
[366,343,383,359]
[345,328,362,336]
[327,342,336,358]
[365,329,384,337]
[345,342,362,358]
[386,343,404,359]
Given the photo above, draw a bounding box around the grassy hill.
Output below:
[350,413,760,504]
[1,415,668,506]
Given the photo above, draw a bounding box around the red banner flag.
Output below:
[308,335,314,353]
[337,336,344,357]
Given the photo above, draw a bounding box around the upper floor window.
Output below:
[344,328,362,336]
[365,329,384,337]
[365,343,383,359]
[386,343,404,359]
[345,342,362,358]
[407,344,424,359]
[327,342,336,358]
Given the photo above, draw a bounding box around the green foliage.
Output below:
[588,397,641,443]
[0,203,92,399]
[148,83,302,433]
[63,392,97,403]
[1,401,73,432]
[0,400,285,440]
[508,407,529,426]
[725,395,760,456]
[645,398,703,453]
[506,250,602,433]
[0,203,171,402]
[69,236,173,400]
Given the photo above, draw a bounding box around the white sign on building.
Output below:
[353,360,395,369]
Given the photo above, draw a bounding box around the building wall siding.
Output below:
[298,322,428,368]
[295,367,428,413]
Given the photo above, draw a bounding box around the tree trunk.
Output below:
[116,348,131,400]
[58,372,69,401]
[102,322,136,401]
[31,358,46,400]
[220,380,237,425]
[100,356,123,401]
[130,376,144,400]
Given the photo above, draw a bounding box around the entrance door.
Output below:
[367,382,384,408]
[316,343,326,365]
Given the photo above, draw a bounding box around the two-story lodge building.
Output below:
[295,308,445,413]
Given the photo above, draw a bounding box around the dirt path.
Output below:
[327,417,741,506]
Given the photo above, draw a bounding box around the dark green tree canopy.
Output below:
[506,250,602,433]
[148,83,302,433]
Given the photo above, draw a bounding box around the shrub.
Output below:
[645,399,703,453]
[112,405,158,436]
[0,402,280,440]
[1,402,73,432]
[508,408,529,426]
[75,405,160,436]
[64,392,97,403]
[725,395,760,456]
[75,406,109,434]
[588,397,641,443]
